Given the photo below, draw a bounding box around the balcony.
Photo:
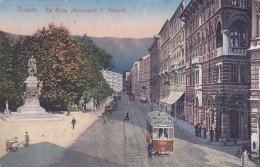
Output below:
[191,56,203,65]
[228,47,246,55]
[216,47,247,56]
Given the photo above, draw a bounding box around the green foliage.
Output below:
[3,24,115,111]
[0,31,18,111]
[83,77,114,102]
[76,35,114,103]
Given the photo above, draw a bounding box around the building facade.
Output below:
[158,20,171,108]
[182,0,251,141]
[131,61,140,96]
[124,71,132,93]
[102,70,123,92]
[249,0,260,156]
[149,35,161,104]
[164,0,186,118]
[139,54,150,99]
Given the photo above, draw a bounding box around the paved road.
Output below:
[0,94,258,167]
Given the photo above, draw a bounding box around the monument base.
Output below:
[0,111,60,121]
[17,104,46,114]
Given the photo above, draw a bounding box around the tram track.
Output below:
[133,99,188,167]
[133,103,169,167]
[123,96,168,167]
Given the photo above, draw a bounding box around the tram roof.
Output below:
[147,111,173,127]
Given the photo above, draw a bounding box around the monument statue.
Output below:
[28,56,37,76]
[17,56,46,114]
[4,100,10,114]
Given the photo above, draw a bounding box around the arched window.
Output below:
[229,19,247,47]
[229,29,239,47]
[216,22,223,48]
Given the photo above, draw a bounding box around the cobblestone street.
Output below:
[0,94,258,167]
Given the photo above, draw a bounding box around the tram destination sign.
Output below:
[151,116,172,124]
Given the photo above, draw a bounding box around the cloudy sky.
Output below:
[0,0,185,38]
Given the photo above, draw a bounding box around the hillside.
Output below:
[91,37,153,74]
[3,32,153,74]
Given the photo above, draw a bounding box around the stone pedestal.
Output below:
[0,76,59,121]
[17,76,46,114]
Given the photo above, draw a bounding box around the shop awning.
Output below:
[160,94,169,103]
[164,91,184,105]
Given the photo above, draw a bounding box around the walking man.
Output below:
[25,132,30,147]
[147,143,152,159]
[241,150,249,167]
[71,117,76,129]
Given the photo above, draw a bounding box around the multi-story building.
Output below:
[163,0,186,118]
[102,70,123,92]
[158,20,171,108]
[181,0,251,141]
[139,54,150,98]
[149,35,161,104]
[131,61,140,96]
[249,0,260,156]
[124,71,132,93]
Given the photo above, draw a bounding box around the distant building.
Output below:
[131,61,140,96]
[158,20,171,108]
[102,70,123,92]
[139,54,150,99]
[149,35,161,103]
[124,71,131,93]
[249,0,260,156]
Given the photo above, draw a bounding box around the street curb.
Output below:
[174,122,248,147]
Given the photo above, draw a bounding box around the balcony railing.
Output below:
[228,47,246,55]
[216,47,247,56]
[191,56,203,65]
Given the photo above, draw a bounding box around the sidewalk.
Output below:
[174,118,250,146]
[150,102,250,146]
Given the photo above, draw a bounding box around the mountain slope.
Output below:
[91,37,153,74]
[3,32,153,74]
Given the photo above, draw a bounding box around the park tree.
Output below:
[76,35,114,102]
[0,31,17,111]
[12,25,92,111]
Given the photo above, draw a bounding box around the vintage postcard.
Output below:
[0,0,259,167]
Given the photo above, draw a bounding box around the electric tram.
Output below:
[147,111,174,154]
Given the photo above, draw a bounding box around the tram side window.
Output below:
[168,127,173,139]
[153,128,159,139]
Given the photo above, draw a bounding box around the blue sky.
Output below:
[0,0,185,38]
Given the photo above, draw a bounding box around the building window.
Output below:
[216,22,222,48]
[240,66,247,82]
[232,0,247,8]
[229,29,239,47]
[232,64,238,82]
[195,69,200,85]
[258,17,260,37]
[231,64,247,83]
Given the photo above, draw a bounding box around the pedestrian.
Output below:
[203,126,207,139]
[195,124,198,137]
[25,132,30,147]
[198,124,202,138]
[71,117,76,129]
[241,150,249,167]
[103,113,107,124]
[147,143,152,159]
[210,129,214,142]
[125,112,129,121]
[222,133,227,146]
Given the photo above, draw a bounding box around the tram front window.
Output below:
[153,127,173,140]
